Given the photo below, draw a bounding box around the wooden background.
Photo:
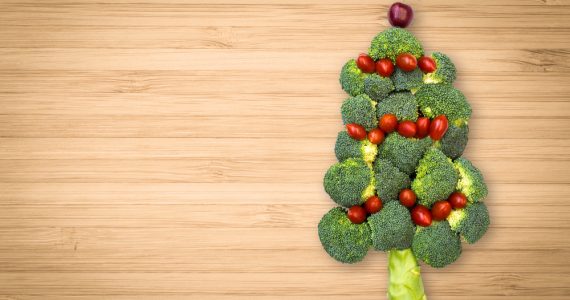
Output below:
[1,0,569,299]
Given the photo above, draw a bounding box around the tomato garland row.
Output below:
[347,189,468,227]
[356,52,436,78]
[346,113,448,143]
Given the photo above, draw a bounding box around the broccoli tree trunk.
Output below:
[387,249,427,300]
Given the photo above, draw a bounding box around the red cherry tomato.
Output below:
[411,205,432,227]
[448,192,468,209]
[429,115,449,140]
[415,117,430,138]
[397,120,417,138]
[379,114,398,133]
[356,53,376,74]
[367,128,385,144]
[396,53,417,72]
[399,189,416,208]
[347,206,367,224]
[364,196,383,214]
[376,58,394,77]
[418,56,437,73]
[431,201,452,221]
[346,123,367,141]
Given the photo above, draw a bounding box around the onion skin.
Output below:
[388,2,414,28]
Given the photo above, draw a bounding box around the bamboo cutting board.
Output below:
[1,0,570,299]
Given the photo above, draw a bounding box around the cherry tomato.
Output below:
[429,115,449,140]
[448,192,467,209]
[397,120,417,138]
[364,196,383,214]
[379,114,398,133]
[346,123,367,141]
[431,201,452,221]
[376,58,394,77]
[411,205,432,227]
[368,128,385,144]
[399,189,416,208]
[356,53,376,74]
[347,206,367,224]
[418,56,437,73]
[415,117,430,138]
[396,53,417,72]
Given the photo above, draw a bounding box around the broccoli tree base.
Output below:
[387,249,427,300]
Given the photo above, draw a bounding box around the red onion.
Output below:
[388,2,414,28]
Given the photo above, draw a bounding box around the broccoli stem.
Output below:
[387,249,428,300]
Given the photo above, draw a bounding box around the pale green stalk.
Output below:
[387,249,427,300]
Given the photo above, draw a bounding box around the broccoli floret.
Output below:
[390,68,423,92]
[318,207,371,263]
[335,131,378,164]
[412,221,462,268]
[324,158,374,207]
[423,52,457,85]
[373,159,411,203]
[369,28,423,62]
[437,123,469,159]
[368,202,415,251]
[448,202,490,244]
[415,84,472,125]
[376,92,419,122]
[341,94,378,131]
[374,159,411,203]
[364,74,395,101]
[340,59,369,96]
[454,158,488,203]
[412,148,459,208]
[378,134,432,175]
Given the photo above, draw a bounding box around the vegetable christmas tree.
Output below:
[318,3,490,299]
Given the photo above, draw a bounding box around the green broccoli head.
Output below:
[448,202,490,244]
[378,134,432,175]
[415,84,472,125]
[412,221,462,268]
[318,207,371,263]
[390,68,423,92]
[335,131,378,164]
[364,74,395,101]
[376,92,419,122]
[340,59,369,96]
[324,158,374,207]
[423,52,457,85]
[373,159,411,203]
[368,201,415,251]
[369,28,424,62]
[454,158,488,203]
[341,94,378,131]
[437,123,469,159]
[412,148,459,208]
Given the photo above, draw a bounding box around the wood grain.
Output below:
[1,0,569,299]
